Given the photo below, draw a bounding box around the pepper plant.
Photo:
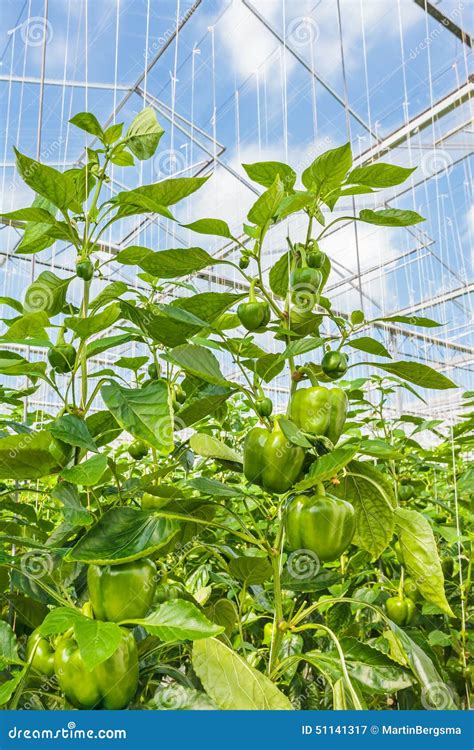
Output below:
[0,108,471,711]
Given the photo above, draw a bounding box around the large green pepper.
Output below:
[243,418,305,494]
[398,483,414,501]
[289,384,347,444]
[26,628,55,677]
[54,628,138,709]
[87,558,157,622]
[385,596,416,626]
[237,279,270,331]
[128,440,149,460]
[76,258,94,281]
[285,492,355,562]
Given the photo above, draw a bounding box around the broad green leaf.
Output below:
[116,176,208,208]
[332,460,395,559]
[51,482,92,526]
[242,161,296,189]
[228,556,273,585]
[247,176,285,226]
[73,617,123,670]
[0,430,66,480]
[64,303,121,338]
[187,477,242,497]
[177,383,233,427]
[69,112,104,139]
[23,271,72,317]
[371,361,456,390]
[358,208,425,226]
[103,122,123,144]
[165,344,229,386]
[302,142,352,192]
[115,355,149,372]
[395,508,454,617]
[14,148,77,211]
[189,433,242,465]
[0,296,23,313]
[101,380,173,454]
[358,438,402,459]
[348,163,415,188]
[0,207,57,223]
[2,311,50,343]
[172,292,245,326]
[124,600,224,641]
[60,454,107,486]
[278,415,313,448]
[348,337,391,358]
[269,252,290,298]
[0,621,20,670]
[276,191,314,220]
[182,218,233,238]
[0,669,26,706]
[66,507,179,564]
[86,333,138,359]
[50,414,98,452]
[110,148,135,167]
[85,410,122,448]
[90,282,129,311]
[39,606,84,636]
[0,351,46,378]
[116,245,216,278]
[294,445,359,489]
[193,638,293,710]
[124,107,164,160]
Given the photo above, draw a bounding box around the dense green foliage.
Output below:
[0,109,471,711]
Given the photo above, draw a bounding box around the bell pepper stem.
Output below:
[268,520,285,675]
[299,365,319,387]
[248,277,257,303]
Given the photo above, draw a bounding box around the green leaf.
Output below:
[348,337,391,358]
[371,361,456,390]
[0,430,65,480]
[66,507,178,564]
[332,460,395,559]
[14,148,77,211]
[50,414,98,452]
[115,355,149,372]
[39,607,84,636]
[242,161,296,190]
[193,638,293,710]
[90,282,129,312]
[51,482,92,526]
[302,142,352,192]
[0,351,46,378]
[0,621,20,670]
[0,207,58,224]
[110,148,135,167]
[116,245,216,279]
[69,112,104,139]
[294,445,359,489]
[2,311,49,343]
[116,176,208,208]
[269,252,290,298]
[60,454,107,486]
[0,669,26,706]
[348,163,416,188]
[228,556,273,585]
[165,344,229,386]
[101,379,173,454]
[189,433,242,465]
[358,208,425,226]
[124,107,164,160]
[73,617,123,670]
[276,191,314,220]
[124,600,224,641]
[86,333,138,359]
[394,508,454,617]
[187,477,242,497]
[247,176,285,226]
[23,271,72,317]
[177,383,233,428]
[278,415,313,448]
[64,303,121,339]
[103,122,124,144]
[0,296,23,314]
[374,315,442,328]
[358,439,402,459]
[182,218,233,238]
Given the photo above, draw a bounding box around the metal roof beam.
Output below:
[413,0,473,48]
[392,283,474,316]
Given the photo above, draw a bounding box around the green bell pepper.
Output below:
[321,350,348,380]
[243,418,305,494]
[87,558,157,622]
[403,577,420,603]
[237,279,270,331]
[285,492,355,562]
[26,628,55,677]
[385,596,416,626]
[147,362,161,379]
[54,628,138,709]
[289,383,347,444]
[76,259,94,281]
[398,483,414,501]
[128,440,149,460]
[255,397,273,418]
[47,344,77,374]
